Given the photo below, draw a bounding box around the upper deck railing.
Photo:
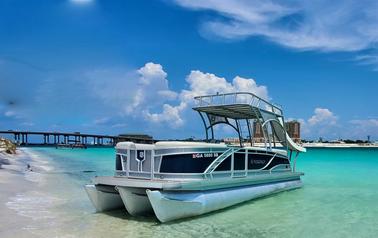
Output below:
[193,92,283,116]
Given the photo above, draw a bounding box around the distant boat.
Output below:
[85,92,306,222]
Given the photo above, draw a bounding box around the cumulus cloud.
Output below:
[145,103,186,128]
[128,62,177,113]
[289,108,339,139]
[350,119,378,127]
[349,119,378,139]
[173,0,378,68]
[2,60,266,131]
[86,62,268,128]
[0,58,269,133]
[147,69,269,128]
[137,63,167,85]
[86,62,176,116]
[308,108,338,126]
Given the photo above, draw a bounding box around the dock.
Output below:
[0,130,153,147]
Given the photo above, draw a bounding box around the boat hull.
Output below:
[117,187,153,215]
[146,179,302,222]
[85,176,303,222]
[84,184,124,212]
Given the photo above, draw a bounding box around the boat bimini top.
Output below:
[192,92,306,153]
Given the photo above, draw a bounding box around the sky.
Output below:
[0,0,377,141]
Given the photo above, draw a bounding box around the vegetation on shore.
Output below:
[0,137,16,154]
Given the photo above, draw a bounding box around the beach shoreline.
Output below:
[0,147,124,238]
[0,148,68,238]
[0,148,40,237]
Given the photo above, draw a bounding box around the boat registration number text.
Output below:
[192,153,219,158]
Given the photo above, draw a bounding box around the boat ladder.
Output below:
[204,148,238,175]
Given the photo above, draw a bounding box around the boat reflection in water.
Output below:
[85,92,306,222]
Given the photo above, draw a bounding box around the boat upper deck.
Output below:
[193,92,283,118]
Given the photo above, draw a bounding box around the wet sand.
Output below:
[0,149,70,238]
[0,149,40,237]
[0,148,155,238]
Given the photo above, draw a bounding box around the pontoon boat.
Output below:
[85,92,306,222]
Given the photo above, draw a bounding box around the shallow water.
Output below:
[18,147,378,237]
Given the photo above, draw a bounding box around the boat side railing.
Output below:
[204,147,238,174]
[194,92,283,116]
[114,169,293,180]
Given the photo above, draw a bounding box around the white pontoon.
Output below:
[85,92,306,222]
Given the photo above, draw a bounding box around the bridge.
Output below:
[0,130,153,147]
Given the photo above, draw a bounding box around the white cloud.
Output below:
[145,103,186,128]
[173,0,378,68]
[3,110,24,120]
[137,62,167,85]
[349,119,378,139]
[350,119,378,127]
[290,113,378,140]
[157,90,178,100]
[308,108,338,126]
[86,62,176,116]
[174,0,378,51]
[86,62,269,129]
[183,70,233,97]
[128,62,177,113]
[180,70,268,102]
[289,108,338,139]
[147,70,269,128]
[355,54,378,71]
[232,76,269,100]
[4,110,16,117]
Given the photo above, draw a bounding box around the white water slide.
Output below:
[260,111,306,153]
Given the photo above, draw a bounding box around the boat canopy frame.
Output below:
[193,92,289,152]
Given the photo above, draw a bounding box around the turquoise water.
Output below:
[30,147,378,237]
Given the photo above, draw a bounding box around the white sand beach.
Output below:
[0,150,35,238]
[0,148,156,238]
[0,149,71,238]
[0,149,46,237]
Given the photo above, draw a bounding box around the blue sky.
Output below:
[0,0,377,140]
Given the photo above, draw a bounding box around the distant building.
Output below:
[223,137,240,144]
[285,121,301,143]
[252,120,302,144]
[253,121,265,143]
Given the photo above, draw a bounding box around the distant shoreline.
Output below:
[302,143,378,148]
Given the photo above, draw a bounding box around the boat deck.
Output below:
[93,171,304,191]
